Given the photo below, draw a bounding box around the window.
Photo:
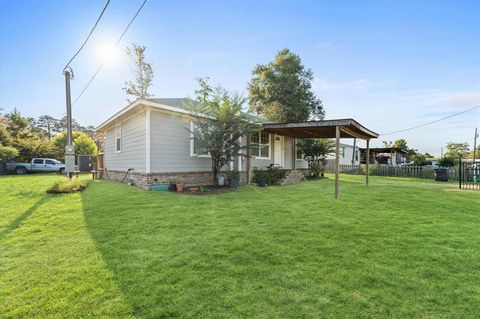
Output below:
[115,125,122,153]
[249,131,270,159]
[296,141,303,160]
[45,160,56,165]
[190,121,209,157]
[341,147,345,158]
[33,159,43,164]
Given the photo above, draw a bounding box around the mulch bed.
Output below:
[177,186,237,196]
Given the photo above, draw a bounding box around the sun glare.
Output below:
[97,42,119,66]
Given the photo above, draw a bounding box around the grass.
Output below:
[1,174,479,318]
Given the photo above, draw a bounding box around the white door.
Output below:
[274,135,284,167]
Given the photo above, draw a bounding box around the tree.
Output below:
[444,142,469,161]
[5,108,29,138]
[56,115,83,132]
[297,138,335,177]
[0,145,19,173]
[186,78,260,187]
[248,48,324,122]
[53,131,97,159]
[411,152,427,166]
[392,139,408,150]
[123,43,154,102]
[37,115,59,141]
[382,140,392,147]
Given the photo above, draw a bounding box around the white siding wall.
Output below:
[104,111,147,172]
[150,110,212,172]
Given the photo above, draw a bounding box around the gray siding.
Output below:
[150,110,212,172]
[104,111,146,172]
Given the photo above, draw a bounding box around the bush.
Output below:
[47,178,88,194]
[438,157,455,167]
[253,167,286,185]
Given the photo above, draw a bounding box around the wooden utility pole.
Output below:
[473,127,478,164]
[63,67,75,180]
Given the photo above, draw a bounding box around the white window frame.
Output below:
[250,131,271,159]
[295,142,304,160]
[115,125,122,153]
[190,121,210,157]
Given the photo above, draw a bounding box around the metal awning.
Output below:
[262,119,379,140]
[257,118,379,200]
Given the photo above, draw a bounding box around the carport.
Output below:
[262,119,379,199]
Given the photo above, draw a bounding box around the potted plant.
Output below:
[176,180,184,192]
[167,179,177,191]
[227,171,239,189]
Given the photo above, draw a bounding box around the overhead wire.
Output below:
[380,104,480,136]
[63,0,111,71]
[72,0,148,106]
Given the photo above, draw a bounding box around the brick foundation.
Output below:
[103,169,248,190]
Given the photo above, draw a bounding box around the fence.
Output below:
[325,164,461,181]
[459,160,479,190]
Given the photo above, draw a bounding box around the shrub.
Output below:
[47,178,88,194]
[253,167,286,185]
[438,157,455,167]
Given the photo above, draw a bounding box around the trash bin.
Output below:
[434,168,448,182]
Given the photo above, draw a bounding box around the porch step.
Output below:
[280,169,306,186]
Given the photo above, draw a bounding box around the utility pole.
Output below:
[474,127,478,164]
[63,67,75,180]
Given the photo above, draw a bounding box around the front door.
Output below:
[274,135,284,167]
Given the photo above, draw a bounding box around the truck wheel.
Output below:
[15,167,27,175]
[59,168,65,175]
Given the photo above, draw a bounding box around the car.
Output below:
[6,158,66,175]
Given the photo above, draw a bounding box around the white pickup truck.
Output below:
[6,158,66,175]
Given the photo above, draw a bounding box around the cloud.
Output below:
[429,92,480,108]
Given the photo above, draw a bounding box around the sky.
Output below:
[1,0,479,155]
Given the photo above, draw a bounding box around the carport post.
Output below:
[335,126,340,199]
[366,139,370,186]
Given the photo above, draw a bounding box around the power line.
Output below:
[380,104,480,136]
[64,0,110,71]
[72,0,148,106]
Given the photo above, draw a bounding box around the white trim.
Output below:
[190,121,210,158]
[115,125,122,153]
[273,135,284,166]
[250,131,271,160]
[146,109,151,173]
[96,99,213,131]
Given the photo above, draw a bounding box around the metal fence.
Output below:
[325,164,461,181]
[459,160,480,190]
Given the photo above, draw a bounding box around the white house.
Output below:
[96,98,362,188]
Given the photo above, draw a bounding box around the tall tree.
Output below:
[392,139,408,149]
[53,131,97,159]
[37,115,59,141]
[248,48,324,122]
[186,78,260,187]
[123,43,154,102]
[444,142,469,161]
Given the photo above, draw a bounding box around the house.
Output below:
[360,147,407,165]
[96,98,367,189]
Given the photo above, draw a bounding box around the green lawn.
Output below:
[1,174,479,318]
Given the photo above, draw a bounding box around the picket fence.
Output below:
[324,164,460,181]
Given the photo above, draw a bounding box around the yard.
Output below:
[1,174,479,318]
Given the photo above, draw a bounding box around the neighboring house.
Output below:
[96,98,359,188]
[360,147,407,165]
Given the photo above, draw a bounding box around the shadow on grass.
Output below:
[1,195,50,239]
[81,183,175,318]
